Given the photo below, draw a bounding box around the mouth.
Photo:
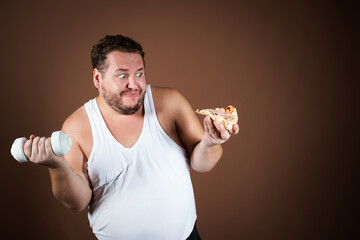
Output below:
[121,90,140,97]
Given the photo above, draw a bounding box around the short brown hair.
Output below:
[91,34,145,72]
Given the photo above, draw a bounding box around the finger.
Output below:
[203,116,211,133]
[212,120,222,131]
[29,134,36,140]
[38,137,47,157]
[31,137,40,161]
[23,139,32,159]
[220,127,231,140]
[45,138,53,156]
[206,118,219,138]
[228,124,238,135]
[213,121,230,140]
[232,124,239,135]
[204,116,216,138]
[221,130,231,140]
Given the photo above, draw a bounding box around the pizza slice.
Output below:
[195,105,238,131]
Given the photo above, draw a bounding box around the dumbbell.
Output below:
[10,131,72,163]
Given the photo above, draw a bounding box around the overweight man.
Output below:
[22,35,239,240]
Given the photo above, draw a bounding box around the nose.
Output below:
[126,75,137,89]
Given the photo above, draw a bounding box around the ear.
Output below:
[93,68,102,89]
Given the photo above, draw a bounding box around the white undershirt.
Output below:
[84,85,197,240]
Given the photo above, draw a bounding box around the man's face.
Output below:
[95,51,146,115]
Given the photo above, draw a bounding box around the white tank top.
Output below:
[84,85,197,240]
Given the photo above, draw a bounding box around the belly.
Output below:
[88,172,197,240]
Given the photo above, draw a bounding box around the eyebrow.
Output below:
[115,67,144,72]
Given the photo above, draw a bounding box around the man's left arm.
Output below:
[190,116,239,172]
[172,90,239,172]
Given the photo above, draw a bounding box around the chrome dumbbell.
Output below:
[10,131,72,163]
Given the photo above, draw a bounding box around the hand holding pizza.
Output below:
[196,106,239,146]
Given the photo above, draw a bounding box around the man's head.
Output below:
[91,34,145,72]
[92,35,146,115]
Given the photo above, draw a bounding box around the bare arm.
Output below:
[190,116,239,172]
[49,119,92,212]
[23,110,92,212]
[171,90,239,172]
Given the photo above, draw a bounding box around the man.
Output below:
[23,35,239,239]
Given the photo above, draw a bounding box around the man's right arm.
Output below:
[23,108,92,212]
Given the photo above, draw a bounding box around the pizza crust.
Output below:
[195,106,238,131]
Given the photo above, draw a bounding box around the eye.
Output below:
[136,72,143,77]
[118,74,127,79]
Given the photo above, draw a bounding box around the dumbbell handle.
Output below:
[10,131,72,163]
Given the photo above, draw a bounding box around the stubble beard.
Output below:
[102,88,146,115]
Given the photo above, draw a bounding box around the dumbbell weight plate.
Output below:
[51,131,72,156]
[10,137,28,163]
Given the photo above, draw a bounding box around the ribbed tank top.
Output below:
[84,85,197,240]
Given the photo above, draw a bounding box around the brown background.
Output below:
[0,0,358,239]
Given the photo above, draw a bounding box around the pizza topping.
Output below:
[195,105,238,131]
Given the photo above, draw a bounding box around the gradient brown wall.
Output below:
[1,0,358,239]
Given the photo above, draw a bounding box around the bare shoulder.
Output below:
[150,85,180,97]
[61,105,92,157]
[62,106,90,134]
[151,86,203,155]
[151,86,187,114]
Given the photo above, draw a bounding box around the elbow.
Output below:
[190,145,223,173]
[191,161,218,173]
[63,200,89,213]
[68,204,88,213]
[193,166,216,173]
[52,191,90,213]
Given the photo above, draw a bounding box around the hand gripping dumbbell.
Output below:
[10,131,72,163]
